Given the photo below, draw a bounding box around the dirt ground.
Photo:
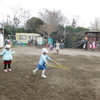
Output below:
[0,45,100,100]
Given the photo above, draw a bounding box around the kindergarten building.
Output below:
[16,33,53,46]
[16,33,44,45]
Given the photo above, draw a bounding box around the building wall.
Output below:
[16,33,40,43]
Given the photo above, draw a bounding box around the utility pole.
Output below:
[64,25,66,43]
[0,21,4,47]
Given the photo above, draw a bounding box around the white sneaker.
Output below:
[41,74,47,78]
[8,69,11,72]
[4,69,8,72]
[32,70,36,75]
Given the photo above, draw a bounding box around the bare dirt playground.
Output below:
[0,45,100,100]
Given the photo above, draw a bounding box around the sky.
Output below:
[0,0,100,28]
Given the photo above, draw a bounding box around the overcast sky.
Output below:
[0,0,100,28]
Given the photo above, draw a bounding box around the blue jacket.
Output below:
[0,49,15,61]
[38,54,52,66]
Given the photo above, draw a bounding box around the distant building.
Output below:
[16,33,44,45]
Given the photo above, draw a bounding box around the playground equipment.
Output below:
[75,39,84,48]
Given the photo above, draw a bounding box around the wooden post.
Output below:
[99,38,100,51]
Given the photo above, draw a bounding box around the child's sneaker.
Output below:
[4,69,8,72]
[32,70,36,75]
[8,69,11,72]
[41,74,47,78]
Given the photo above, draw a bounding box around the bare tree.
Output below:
[7,5,31,28]
[90,17,100,30]
[38,9,67,37]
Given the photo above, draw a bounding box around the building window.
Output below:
[29,36,34,39]
[19,35,26,40]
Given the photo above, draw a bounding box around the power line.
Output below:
[0,12,7,17]
[0,1,13,21]
[0,1,12,10]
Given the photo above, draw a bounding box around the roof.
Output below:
[85,31,100,34]
[23,34,40,36]
[16,33,40,36]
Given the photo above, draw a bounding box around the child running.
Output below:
[32,48,52,78]
[0,44,15,72]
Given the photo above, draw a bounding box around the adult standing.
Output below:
[56,41,60,53]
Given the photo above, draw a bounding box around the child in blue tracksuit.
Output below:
[0,44,15,72]
[32,48,52,78]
